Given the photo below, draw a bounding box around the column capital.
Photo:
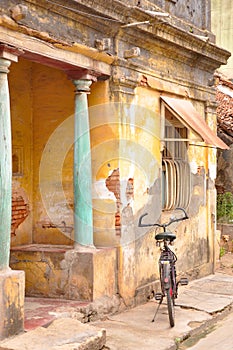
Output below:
[0,44,23,63]
[67,68,98,90]
[73,79,93,94]
[110,65,139,101]
[0,58,11,74]
[205,100,218,115]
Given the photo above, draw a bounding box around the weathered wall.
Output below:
[216,145,233,193]
[0,270,24,340]
[116,87,161,302]
[9,59,33,245]
[115,87,217,303]
[2,0,228,307]
[117,0,212,34]
[9,61,216,302]
[88,81,119,247]
[158,0,211,31]
[9,58,75,245]
[32,61,74,245]
[11,245,116,301]
[212,0,233,78]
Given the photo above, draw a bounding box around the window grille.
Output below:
[162,108,191,210]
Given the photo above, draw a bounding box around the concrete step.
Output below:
[0,318,106,350]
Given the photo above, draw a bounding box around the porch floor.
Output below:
[11,244,73,253]
[24,297,89,331]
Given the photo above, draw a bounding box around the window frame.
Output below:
[161,101,191,211]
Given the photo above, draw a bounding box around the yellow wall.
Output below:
[32,62,74,245]
[10,58,75,246]
[9,57,217,303]
[9,60,122,248]
[9,59,33,246]
[89,82,120,246]
[88,83,162,247]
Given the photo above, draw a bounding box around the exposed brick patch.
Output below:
[105,168,120,200]
[126,178,134,201]
[105,171,135,236]
[11,190,29,235]
[105,169,121,236]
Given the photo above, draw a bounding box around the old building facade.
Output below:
[211,0,233,197]
[211,0,233,79]
[0,0,230,339]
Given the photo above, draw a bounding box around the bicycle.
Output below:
[138,207,189,327]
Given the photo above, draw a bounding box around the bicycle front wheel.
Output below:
[166,288,175,327]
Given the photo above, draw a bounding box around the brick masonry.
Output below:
[105,168,121,236]
[11,190,29,235]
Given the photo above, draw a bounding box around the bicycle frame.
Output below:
[152,239,177,327]
[159,241,177,298]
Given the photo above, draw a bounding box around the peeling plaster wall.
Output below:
[32,61,74,245]
[11,187,30,236]
[114,88,217,303]
[9,58,75,246]
[88,76,217,304]
[162,0,210,30]
[88,81,120,247]
[9,59,33,245]
[212,0,233,79]
[3,0,222,305]
[8,59,218,303]
[10,246,116,301]
[0,270,24,340]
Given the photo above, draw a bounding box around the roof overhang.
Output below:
[0,26,111,79]
[161,96,229,150]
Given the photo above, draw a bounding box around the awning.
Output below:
[161,96,229,150]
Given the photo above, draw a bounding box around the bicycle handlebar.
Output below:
[138,207,189,228]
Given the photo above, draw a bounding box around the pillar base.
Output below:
[0,269,25,340]
[66,247,117,301]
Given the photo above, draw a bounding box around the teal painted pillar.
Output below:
[73,79,94,247]
[0,58,12,270]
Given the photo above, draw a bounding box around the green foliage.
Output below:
[217,192,233,223]
[220,246,226,258]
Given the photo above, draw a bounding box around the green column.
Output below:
[0,58,12,270]
[73,79,94,247]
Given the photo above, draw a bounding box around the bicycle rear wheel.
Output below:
[166,287,175,327]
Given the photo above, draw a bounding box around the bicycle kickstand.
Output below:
[152,295,163,323]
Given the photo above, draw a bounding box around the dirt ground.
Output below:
[216,252,233,276]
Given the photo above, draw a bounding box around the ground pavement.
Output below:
[93,272,233,350]
[0,254,233,350]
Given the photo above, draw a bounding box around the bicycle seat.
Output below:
[155,231,176,241]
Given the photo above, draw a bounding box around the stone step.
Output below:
[0,318,106,350]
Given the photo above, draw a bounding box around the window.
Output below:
[12,146,23,177]
[162,106,191,210]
